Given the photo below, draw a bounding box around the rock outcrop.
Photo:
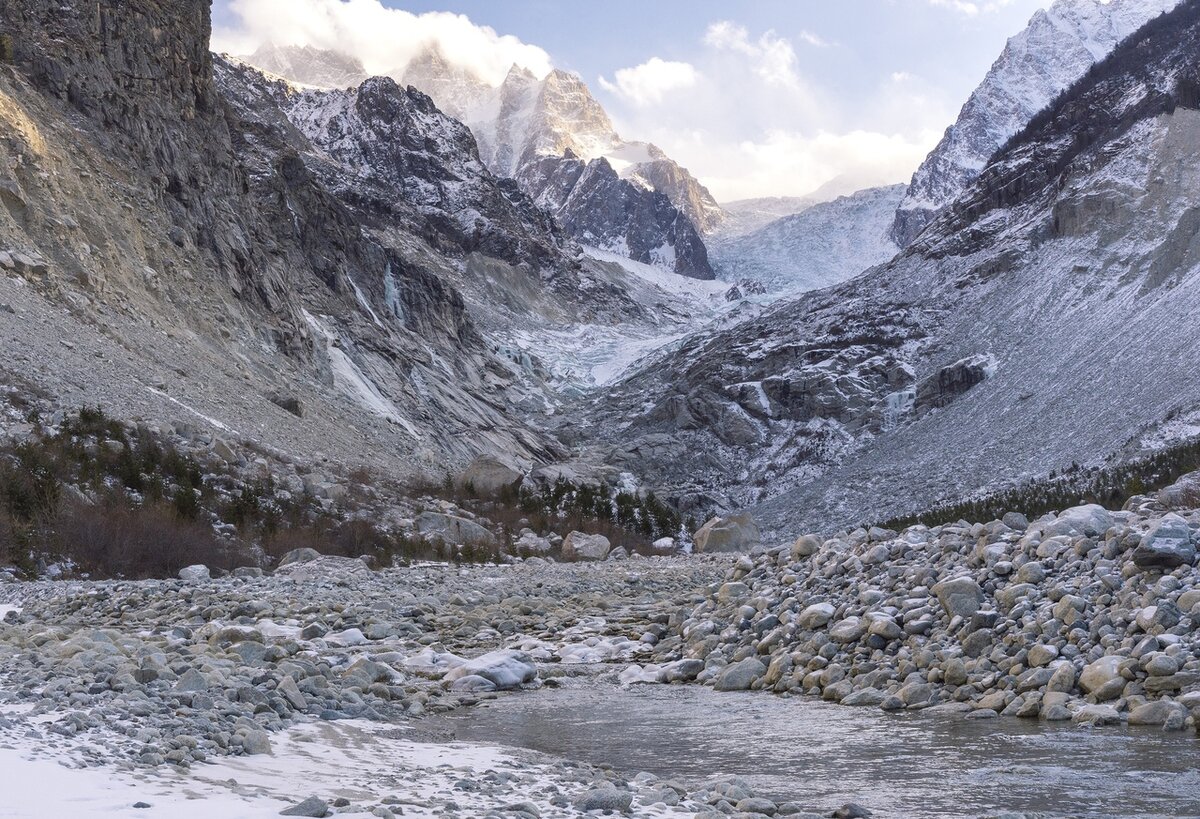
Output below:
[891,0,1182,246]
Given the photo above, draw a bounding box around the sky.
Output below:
[210,0,1057,202]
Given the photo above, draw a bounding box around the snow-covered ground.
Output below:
[489,247,757,391]
[0,717,689,818]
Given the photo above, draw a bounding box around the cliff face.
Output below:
[891,0,1182,247]
[0,0,569,477]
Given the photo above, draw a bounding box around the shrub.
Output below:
[0,35,13,64]
[52,497,236,579]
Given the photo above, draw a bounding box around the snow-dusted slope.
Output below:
[716,196,820,238]
[710,184,906,294]
[892,0,1182,246]
[584,2,1200,533]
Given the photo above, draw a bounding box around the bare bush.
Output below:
[53,499,237,579]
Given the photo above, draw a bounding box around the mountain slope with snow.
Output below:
[241,44,720,278]
[892,0,1182,246]
[710,184,906,294]
[583,1,1200,533]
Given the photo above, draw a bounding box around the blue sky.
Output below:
[211,0,1055,201]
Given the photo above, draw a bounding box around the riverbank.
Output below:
[3,494,1200,817]
[635,502,1200,732]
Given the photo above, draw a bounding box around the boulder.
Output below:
[457,456,523,495]
[931,576,984,619]
[574,789,633,812]
[1079,656,1125,697]
[796,602,835,629]
[561,531,611,561]
[1132,514,1196,569]
[829,617,867,644]
[275,555,373,582]
[1157,471,1200,510]
[650,536,677,553]
[1128,700,1182,726]
[177,564,210,582]
[713,657,767,691]
[790,535,821,559]
[414,512,497,547]
[280,797,329,817]
[514,531,553,555]
[693,514,761,554]
[241,729,272,755]
[278,548,321,567]
[1045,504,1113,538]
[443,650,536,690]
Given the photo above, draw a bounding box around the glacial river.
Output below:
[428,681,1200,819]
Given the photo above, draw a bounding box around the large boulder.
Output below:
[457,456,523,495]
[443,650,536,690]
[275,555,373,582]
[693,514,761,554]
[791,535,821,559]
[1079,656,1125,698]
[278,547,321,567]
[932,576,984,619]
[561,531,611,561]
[1043,504,1113,538]
[1157,472,1200,510]
[796,602,835,629]
[713,657,767,691]
[1132,514,1196,569]
[178,564,210,582]
[414,512,497,547]
[514,531,553,555]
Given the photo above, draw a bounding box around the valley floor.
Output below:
[3,492,1200,819]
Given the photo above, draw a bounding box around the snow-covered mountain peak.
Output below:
[891,0,1182,247]
[239,39,722,277]
[246,43,368,90]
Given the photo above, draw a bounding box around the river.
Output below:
[427,680,1200,818]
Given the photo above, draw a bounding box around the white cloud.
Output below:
[927,0,1028,15]
[642,127,941,203]
[599,59,699,107]
[596,24,955,201]
[212,0,552,85]
[703,21,801,88]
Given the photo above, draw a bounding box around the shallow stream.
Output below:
[429,681,1200,818]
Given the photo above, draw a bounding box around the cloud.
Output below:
[927,0,1022,15]
[641,127,941,203]
[798,30,834,48]
[211,0,552,85]
[599,59,699,107]
[703,21,801,87]
[596,24,954,201]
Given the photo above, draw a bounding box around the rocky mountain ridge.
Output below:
[242,44,718,278]
[583,0,1200,535]
[892,0,1182,247]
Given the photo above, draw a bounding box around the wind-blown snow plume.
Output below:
[212,0,552,85]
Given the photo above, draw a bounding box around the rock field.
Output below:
[3,489,1200,816]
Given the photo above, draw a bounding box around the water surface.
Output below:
[430,681,1200,818]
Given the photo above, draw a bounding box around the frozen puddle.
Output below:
[0,718,691,818]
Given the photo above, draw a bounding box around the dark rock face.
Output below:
[624,154,725,235]
[275,73,568,271]
[519,153,713,280]
[0,0,570,469]
[914,356,992,413]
